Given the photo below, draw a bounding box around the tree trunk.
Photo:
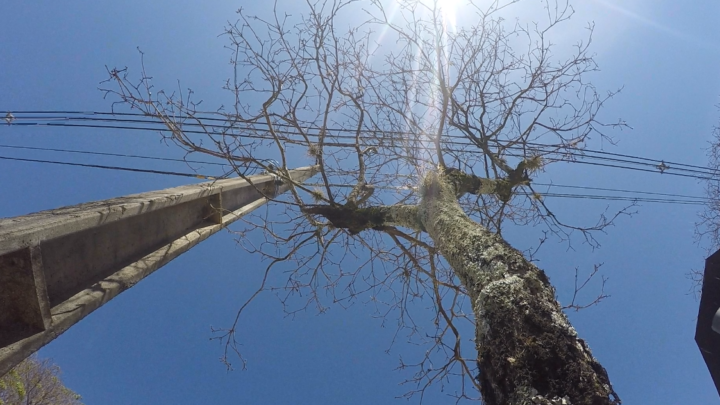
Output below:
[305,171,620,404]
[417,172,619,405]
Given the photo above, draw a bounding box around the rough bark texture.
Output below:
[307,171,620,405]
[418,172,620,405]
[304,204,423,234]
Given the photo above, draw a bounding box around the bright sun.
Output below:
[420,0,460,30]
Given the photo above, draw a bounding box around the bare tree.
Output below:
[699,108,720,247]
[694,106,720,294]
[103,0,627,403]
[0,356,82,405]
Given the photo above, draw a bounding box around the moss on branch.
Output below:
[303,204,423,234]
[444,168,530,202]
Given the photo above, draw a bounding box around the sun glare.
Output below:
[371,0,467,175]
[420,0,460,30]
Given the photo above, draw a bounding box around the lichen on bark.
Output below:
[303,204,423,234]
[306,170,620,405]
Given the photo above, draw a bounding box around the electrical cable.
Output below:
[3,110,713,175]
[0,155,220,179]
[532,182,706,201]
[2,110,718,196]
[0,144,227,167]
[302,182,707,205]
[2,110,711,175]
[0,153,706,205]
[5,116,712,181]
[1,109,712,175]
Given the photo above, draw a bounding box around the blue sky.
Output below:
[2,0,720,403]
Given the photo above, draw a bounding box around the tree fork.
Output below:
[307,171,620,405]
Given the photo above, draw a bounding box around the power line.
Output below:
[0,144,227,167]
[3,110,719,187]
[0,155,220,179]
[533,182,707,201]
[0,110,711,172]
[2,121,714,182]
[6,117,706,181]
[537,192,704,205]
[303,182,707,206]
[547,160,713,181]
[3,110,713,177]
[0,145,703,205]
[0,150,706,206]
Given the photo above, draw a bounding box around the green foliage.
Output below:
[0,356,82,405]
[0,369,24,405]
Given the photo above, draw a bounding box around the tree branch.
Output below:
[303,204,423,234]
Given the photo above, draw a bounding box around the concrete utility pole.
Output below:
[0,166,317,377]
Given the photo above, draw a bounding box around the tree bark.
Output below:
[306,171,620,405]
[419,172,619,405]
